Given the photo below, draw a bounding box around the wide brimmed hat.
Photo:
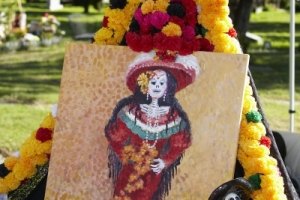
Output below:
[126,50,200,93]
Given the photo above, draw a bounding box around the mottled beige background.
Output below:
[45,43,249,200]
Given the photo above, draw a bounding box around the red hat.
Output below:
[126,50,200,93]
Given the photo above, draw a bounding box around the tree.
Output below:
[229,0,254,53]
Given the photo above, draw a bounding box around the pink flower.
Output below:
[134,8,144,24]
[150,11,170,30]
[182,25,195,40]
[140,14,152,34]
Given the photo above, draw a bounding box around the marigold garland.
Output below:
[238,76,287,199]
[0,113,55,194]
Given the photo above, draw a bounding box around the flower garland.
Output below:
[238,76,287,199]
[114,143,158,199]
[195,0,240,53]
[0,113,55,194]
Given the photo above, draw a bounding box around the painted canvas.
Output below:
[45,43,249,200]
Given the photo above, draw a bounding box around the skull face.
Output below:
[148,70,167,99]
[224,192,240,200]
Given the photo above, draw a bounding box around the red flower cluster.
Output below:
[228,28,237,38]
[260,136,271,149]
[126,0,215,57]
[36,128,52,143]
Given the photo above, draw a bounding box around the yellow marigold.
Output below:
[39,140,53,154]
[4,173,20,190]
[106,37,119,45]
[162,22,182,36]
[242,96,256,114]
[4,156,19,170]
[13,157,37,181]
[154,0,169,12]
[226,37,242,54]
[0,178,10,194]
[33,154,48,166]
[216,6,230,18]
[137,73,149,88]
[40,113,55,130]
[240,122,264,140]
[149,148,158,157]
[210,20,229,35]
[141,0,155,14]
[127,0,142,5]
[19,140,38,158]
[128,174,139,182]
[106,9,125,25]
[244,85,253,96]
[243,157,278,175]
[239,140,270,157]
[135,179,144,189]
[94,28,114,44]
[124,145,135,153]
[260,174,285,190]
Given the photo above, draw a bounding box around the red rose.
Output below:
[198,38,214,52]
[191,38,201,51]
[184,12,197,27]
[169,16,185,28]
[260,136,271,149]
[126,32,143,52]
[141,34,154,52]
[153,32,167,51]
[161,54,176,62]
[164,36,182,51]
[178,39,193,55]
[36,128,52,143]
[182,0,197,14]
[102,16,108,27]
[182,25,195,40]
[228,28,237,38]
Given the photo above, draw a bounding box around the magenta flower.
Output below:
[150,11,170,30]
[182,25,195,40]
[134,8,144,24]
[140,14,152,34]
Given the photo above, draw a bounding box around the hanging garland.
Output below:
[0,113,55,194]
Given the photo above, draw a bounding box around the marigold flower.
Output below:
[4,156,19,170]
[162,22,182,36]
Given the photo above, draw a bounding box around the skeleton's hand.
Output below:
[140,104,149,114]
[52,104,58,118]
[158,106,169,115]
[151,158,165,174]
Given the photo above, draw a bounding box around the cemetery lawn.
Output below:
[0,5,300,152]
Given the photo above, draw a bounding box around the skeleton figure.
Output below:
[105,69,192,200]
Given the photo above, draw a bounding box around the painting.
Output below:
[45,43,249,200]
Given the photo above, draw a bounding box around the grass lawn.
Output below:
[0,3,299,151]
[247,9,300,133]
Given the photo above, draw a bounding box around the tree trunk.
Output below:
[229,0,254,53]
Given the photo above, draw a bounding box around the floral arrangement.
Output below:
[137,70,155,94]
[114,143,158,199]
[238,76,287,199]
[94,0,240,61]
[39,13,65,39]
[0,113,55,194]
[93,0,287,199]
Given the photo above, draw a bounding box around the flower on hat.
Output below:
[137,71,155,94]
